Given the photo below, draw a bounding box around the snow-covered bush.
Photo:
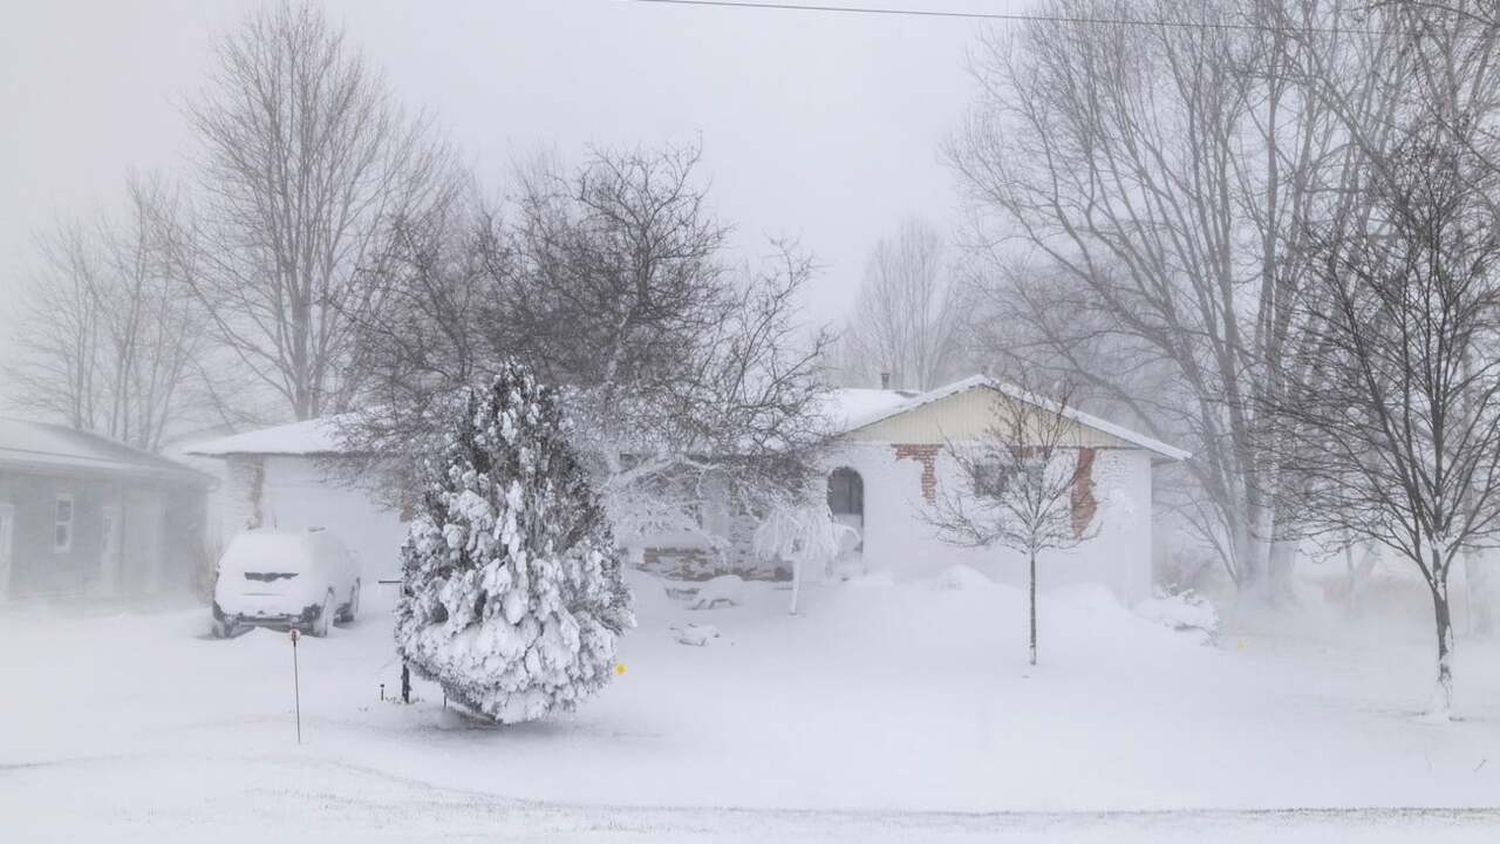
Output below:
[935,564,993,591]
[752,498,853,613]
[395,363,634,723]
[1135,590,1220,637]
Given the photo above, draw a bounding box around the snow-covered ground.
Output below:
[4,569,1500,841]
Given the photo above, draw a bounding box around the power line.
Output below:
[626,0,1386,36]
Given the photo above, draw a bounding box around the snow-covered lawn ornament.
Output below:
[395,363,634,724]
[688,575,746,610]
[669,622,721,646]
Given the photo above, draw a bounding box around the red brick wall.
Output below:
[892,443,941,503]
[1071,447,1098,537]
[889,442,1100,530]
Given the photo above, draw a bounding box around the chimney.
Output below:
[880,371,891,390]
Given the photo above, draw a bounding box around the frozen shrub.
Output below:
[1135,590,1220,637]
[395,362,634,723]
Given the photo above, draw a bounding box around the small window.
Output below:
[54,494,75,553]
[972,461,1013,499]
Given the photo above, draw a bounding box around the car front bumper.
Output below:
[214,600,322,632]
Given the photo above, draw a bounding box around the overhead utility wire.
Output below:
[628,0,1409,37]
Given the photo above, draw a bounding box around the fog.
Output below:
[5,2,1500,841]
[0,0,983,400]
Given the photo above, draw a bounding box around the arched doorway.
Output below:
[827,467,865,557]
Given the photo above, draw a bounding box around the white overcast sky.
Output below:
[0,0,1014,401]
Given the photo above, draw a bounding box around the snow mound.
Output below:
[934,564,992,591]
[669,622,721,646]
[845,570,895,588]
[690,575,746,610]
[1135,590,1220,636]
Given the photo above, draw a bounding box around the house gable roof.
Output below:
[180,378,1189,463]
[832,375,1190,461]
[182,416,349,457]
[0,417,214,485]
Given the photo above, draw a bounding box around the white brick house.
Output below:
[815,376,1186,603]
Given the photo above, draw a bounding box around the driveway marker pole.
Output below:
[290,628,302,745]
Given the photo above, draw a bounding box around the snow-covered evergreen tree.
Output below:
[395,362,634,723]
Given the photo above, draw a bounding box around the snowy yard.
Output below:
[5,570,1500,841]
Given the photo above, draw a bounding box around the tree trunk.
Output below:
[1268,538,1298,605]
[1028,549,1038,667]
[1465,549,1494,637]
[1429,576,1455,720]
[1231,517,1268,602]
[1345,543,1366,618]
[789,556,802,616]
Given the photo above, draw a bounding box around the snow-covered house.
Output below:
[183,419,410,582]
[185,376,1185,602]
[637,375,1184,601]
[0,417,213,600]
[812,376,1186,602]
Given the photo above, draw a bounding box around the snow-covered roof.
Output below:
[835,375,1191,461]
[182,416,348,457]
[817,388,918,433]
[182,378,1188,462]
[0,417,214,484]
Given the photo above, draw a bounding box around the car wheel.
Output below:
[339,580,360,624]
[212,618,238,639]
[312,591,335,637]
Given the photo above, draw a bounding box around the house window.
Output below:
[827,468,864,517]
[972,460,1013,499]
[54,494,75,553]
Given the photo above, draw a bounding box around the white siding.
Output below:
[821,442,1154,602]
[844,387,1136,449]
[219,454,408,582]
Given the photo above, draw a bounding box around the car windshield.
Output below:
[218,533,316,577]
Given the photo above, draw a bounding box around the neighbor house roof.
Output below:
[182,416,349,457]
[0,417,214,485]
[829,375,1190,461]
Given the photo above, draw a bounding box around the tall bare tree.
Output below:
[184,1,452,421]
[1275,113,1500,718]
[841,218,965,391]
[926,379,1098,666]
[948,0,1406,598]
[9,175,205,452]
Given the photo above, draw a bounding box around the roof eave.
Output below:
[835,375,1191,462]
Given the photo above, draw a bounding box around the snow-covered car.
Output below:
[211,529,361,638]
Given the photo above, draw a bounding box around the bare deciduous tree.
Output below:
[926,379,1098,665]
[947,0,1406,599]
[9,175,204,452]
[1275,113,1500,719]
[841,218,965,391]
[345,145,834,564]
[184,1,453,421]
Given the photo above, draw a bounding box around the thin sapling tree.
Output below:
[927,380,1099,665]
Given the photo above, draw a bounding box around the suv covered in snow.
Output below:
[211,529,361,638]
